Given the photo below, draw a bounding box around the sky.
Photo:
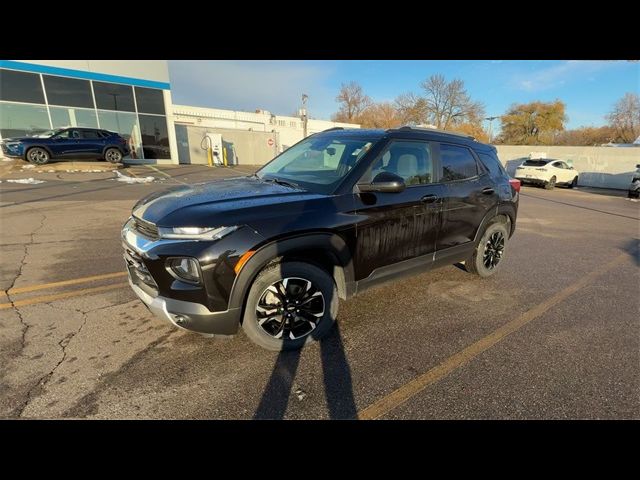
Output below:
[168,60,639,130]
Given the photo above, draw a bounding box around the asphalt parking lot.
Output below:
[1,162,638,419]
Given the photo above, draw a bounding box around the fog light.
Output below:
[167,257,201,283]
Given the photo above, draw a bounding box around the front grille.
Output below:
[124,246,159,296]
[133,216,159,240]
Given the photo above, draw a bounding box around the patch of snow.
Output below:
[2,158,14,162]
[114,170,155,184]
[48,170,55,173]
[21,164,36,169]
[6,178,45,184]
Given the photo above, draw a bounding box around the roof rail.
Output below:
[322,127,345,132]
[392,125,476,140]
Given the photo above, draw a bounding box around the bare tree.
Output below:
[420,74,485,129]
[607,93,640,143]
[394,92,428,125]
[331,81,373,123]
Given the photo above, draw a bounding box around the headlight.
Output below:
[157,225,238,240]
[166,257,201,283]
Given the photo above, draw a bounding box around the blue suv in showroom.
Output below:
[1,127,130,165]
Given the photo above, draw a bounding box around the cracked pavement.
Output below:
[0,167,638,419]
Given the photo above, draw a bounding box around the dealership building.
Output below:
[0,60,356,165]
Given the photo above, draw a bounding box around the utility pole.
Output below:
[484,116,499,143]
[301,94,308,138]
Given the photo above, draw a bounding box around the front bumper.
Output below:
[121,216,264,335]
[1,143,24,157]
[128,277,241,335]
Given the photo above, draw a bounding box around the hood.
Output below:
[1,136,50,143]
[132,176,326,227]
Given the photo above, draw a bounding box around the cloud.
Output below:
[513,60,625,92]
[168,61,336,118]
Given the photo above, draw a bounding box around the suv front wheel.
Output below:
[242,261,339,351]
[464,220,509,277]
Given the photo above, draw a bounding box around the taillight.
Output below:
[509,178,521,193]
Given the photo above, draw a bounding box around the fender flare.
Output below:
[102,144,125,156]
[24,144,54,159]
[473,204,517,243]
[227,232,354,314]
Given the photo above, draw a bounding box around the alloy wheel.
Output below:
[483,231,505,270]
[28,148,48,164]
[256,277,325,340]
[106,149,122,162]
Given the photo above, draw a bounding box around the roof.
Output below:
[315,125,495,150]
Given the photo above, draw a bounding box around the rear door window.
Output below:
[81,129,102,139]
[440,144,479,181]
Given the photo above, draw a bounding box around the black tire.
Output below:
[568,176,578,189]
[464,220,509,278]
[242,261,339,351]
[26,147,50,165]
[104,148,123,163]
[544,176,556,190]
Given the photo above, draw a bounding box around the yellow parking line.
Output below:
[9,271,127,295]
[145,164,187,185]
[0,282,129,310]
[357,253,627,420]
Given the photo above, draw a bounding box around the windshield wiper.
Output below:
[262,177,301,189]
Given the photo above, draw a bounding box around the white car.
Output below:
[514,158,579,189]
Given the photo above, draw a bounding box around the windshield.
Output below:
[256,135,376,194]
[30,129,63,138]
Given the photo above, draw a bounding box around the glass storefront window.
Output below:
[0,102,51,138]
[50,107,98,129]
[97,110,142,159]
[139,114,170,159]
[134,87,165,115]
[0,69,45,104]
[43,75,94,108]
[93,82,135,112]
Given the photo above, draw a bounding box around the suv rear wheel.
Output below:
[242,261,339,351]
[464,220,509,277]
[104,148,123,163]
[544,176,556,190]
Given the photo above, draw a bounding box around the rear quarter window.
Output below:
[478,151,508,179]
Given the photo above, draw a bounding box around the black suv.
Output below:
[122,127,519,350]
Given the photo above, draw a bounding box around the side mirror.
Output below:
[636,164,640,169]
[358,171,406,193]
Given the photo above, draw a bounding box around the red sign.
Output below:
[267,138,274,147]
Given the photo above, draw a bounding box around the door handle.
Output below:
[421,194,438,203]
[481,187,495,195]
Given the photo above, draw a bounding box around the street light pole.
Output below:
[301,94,308,138]
[484,116,499,143]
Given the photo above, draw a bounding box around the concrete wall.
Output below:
[496,146,640,190]
[176,125,278,165]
